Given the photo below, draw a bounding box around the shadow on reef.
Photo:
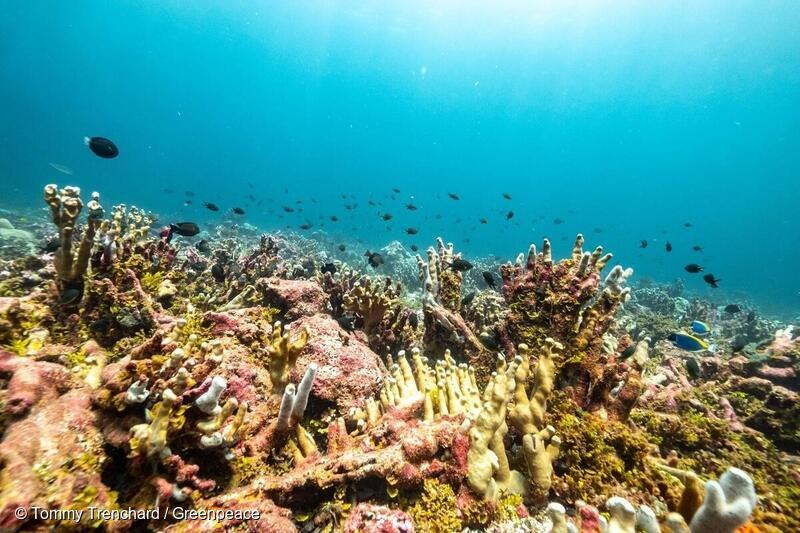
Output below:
[0,183,796,532]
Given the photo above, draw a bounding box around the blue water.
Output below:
[1,1,799,316]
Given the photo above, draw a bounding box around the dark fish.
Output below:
[185,190,195,197]
[448,193,460,200]
[337,314,355,332]
[408,312,419,330]
[553,218,564,224]
[184,200,193,206]
[703,273,720,288]
[169,222,200,237]
[506,211,514,220]
[58,288,81,306]
[462,291,476,306]
[665,241,672,252]
[684,222,693,228]
[447,258,473,272]
[344,205,354,211]
[338,244,346,252]
[203,202,220,212]
[381,213,393,221]
[405,227,418,235]
[282,206,295,213]
[365,251,384,268]
[685,358,700,379]
[692,245,703,252]
[724,304,741,314]
[479,333,500,350]
[330,216,338,222]
[684,264,703,273]
[435,214,442,220]
[410,244,419,252]
[730,339,747,352]
[406,203,418,211]
[211,264,225,283]
[640,240,648,248]
[480,218,488,224]
[247,182,254,189]
[502,193,512,200]
[299,223,312,230]
[593,227,603,234]
[392,188,401,193]
[368,200,378,206]
[232,207,246,215]
[321,262,337,275]
[84,136,119,158]
[41,237,61,253]
[163,188,175,194]
[482,271,496,289]
[195,240,210,254]
[619,344,637,360]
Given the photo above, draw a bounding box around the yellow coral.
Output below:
[265,321,309,391]
[409,479,462,533]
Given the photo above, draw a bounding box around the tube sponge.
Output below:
[688,467,756,533]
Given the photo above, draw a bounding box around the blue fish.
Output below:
[668,332,709,352]
[690,320,711,336]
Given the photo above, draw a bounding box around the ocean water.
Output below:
[1,1,799,317]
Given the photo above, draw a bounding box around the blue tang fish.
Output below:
[690,320,711,336]
[668,332,709,352]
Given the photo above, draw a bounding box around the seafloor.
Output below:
[0,185,798,532]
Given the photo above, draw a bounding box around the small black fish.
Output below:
[448,193,460,200]
[365,251,384,268]
[232,207,246,215]
[405,227,418,235]
[408,312,419,330]
[502,193,512,200]
[724,304,741,314]
[684,264,703,273]
[640,240,648,249]
[195,240,210,254]
[368,200,378,206]
[506,211,514,220]
[447,258,473,272]
[435,214,442,220]
[692,245,703,252]
[211,264,225,283]
[203,202,220,212]
[703,273,720,288]
[593,227,603,234]
[685,357,700,379]
[619,344,637,360]
[58,288,81,306]
[338,244,346,252]
[482,271,496,289]
[410,244,419,252]
[184,200,193,206]
[479,333,500,350]
[406,203,417,211]
[170,222,200,237]
[462,291,476,306]
[321,262,337,275]
[330,216,339,222]
[299,223,312,230]
[84,136,119,158]
[282,206,295,213]
[41,237,61,253]
[684,222,693,228]
[248,194,256,201]
[392,188,401,193]
[553,218,564,225]
[665,241,672,252]
[185,190,195,197]
[380,213,393,221]
[730,339,747,352]
[337,314,356,332]
[344,205,354,211]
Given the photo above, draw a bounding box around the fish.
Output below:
[337,314,356,332]
[405,227,418,235]
[619,344,637,360]
[408,312,419,330]
[446,258,473,272]
[41,237,61,253]
[203,202,220,212]
[692,245,703,252]
[392,188,401,193]
[479,218,488,224]
[211,264,226,283]
[169,222,200,237]
[683,222,693,228]
[184,200,193,206]
[365,251,384,268]
[462,292,476,306]
[684,264,703,273]
[84,136,119,158]
[368,200,378,206]
[724,304,741,314]
[58,288,81,306]
[320,262,337,275]
[163,188,175,194]
[410,244,419,252]
[406,203,418,211]
[703,274,720,288]
[338,244,346,252]
[282,206,295,213]
[330,216,338,222]
[479,333,500,350]
[502,193,512,200]
[482,271,496,289]
[506,211,514,220]
[299,223,313,230]
[593,227,603,234]
[665,242,672,252]
[448,193,460,200]
[195,240,210,254]
[667,332,709,352]
[381,213,393,221]
[232,207,246,215]
[690,320,711,336]
[553,218,565,225]
[48,162,73,175]
[639,240,648,248]
[185,190,195,197]
[435,214,442,220]
[685,358,701,379]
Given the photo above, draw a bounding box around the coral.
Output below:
[264,320,309,391]
[408,478,462,532]
[688,467,757,533]
[345,503,415,533]
[343,276,402,337]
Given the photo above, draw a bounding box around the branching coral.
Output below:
[342,276,402,336]
[43,184,104,292]
[264,320,310,391]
